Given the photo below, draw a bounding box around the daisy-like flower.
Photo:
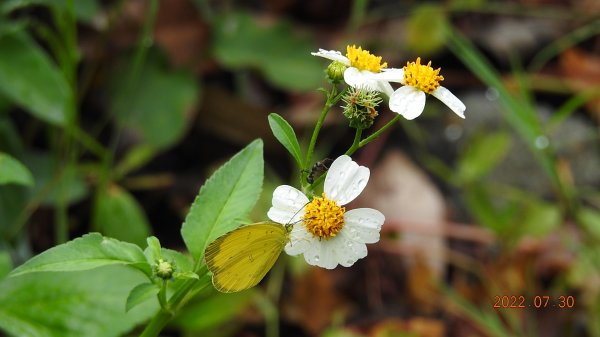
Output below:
[371,57,466,120]
[267,155,385,269]
[312,45,394,97]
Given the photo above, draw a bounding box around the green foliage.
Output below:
[0,152,33,186]
[0,266,157,337]
[10,233,151,277]
[0,251,11,280]
[0,30,71,125]
[23,151,87,206]
[1,0,100,23]
[268,113,303,167]
[456,132,512,184]
[213,11,323,91]
[126,282,159,312]
[172,290,254,331]
[110,52,199,149]
[181,139,264,264]
[93,185,152,247]
[406,4,447,55]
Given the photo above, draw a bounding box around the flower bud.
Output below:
[154,258,175,280]
[341,87,382,129]
[326,61,347,83]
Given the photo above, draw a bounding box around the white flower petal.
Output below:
[284,223,312,255]
[343,208,385,244]
[389,86,426,120]
[311,49,350,66]
[371,68,406,84]
[432,86,466,118]
[304,240,338,269]
[324,155,370,206]
[343,68,393,96]
[267,185,309,224]
[330,235,367,267]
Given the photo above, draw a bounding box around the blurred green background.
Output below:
[0,0,599,336]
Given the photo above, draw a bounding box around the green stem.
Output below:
[350,114,401,156]
[344,128,363,156]
[138,268,209,337]
[303,86,348,189]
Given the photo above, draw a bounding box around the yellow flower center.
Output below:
[346,45,387,73]
[303,193,345,240]
[403,57,444,94]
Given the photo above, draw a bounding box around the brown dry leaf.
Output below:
[283,268,349,335]
[369,317,445,337]
[406,254,438,314]
[559,48,600,119]
[358,150,447,279]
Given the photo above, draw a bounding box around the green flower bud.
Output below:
[341,87,382,129]
[326,61,347,83]
[154,258,175,280]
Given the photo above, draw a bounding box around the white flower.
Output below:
[267,155,385,269]
[371,57,466,120]
[312,46,394,97]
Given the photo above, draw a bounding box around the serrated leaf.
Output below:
[458,132,512,184]
[0,31,70,125]
[10,233,151,277]
[0,152,33,186]
[181,139,264,265]
[93,185,152,247]
[268,113,303,167]
[126,282,159,312]
[110,52,198,149]
[0,266,158,337]
[213,12,322,91]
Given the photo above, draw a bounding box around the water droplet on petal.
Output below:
[314,255,320,262]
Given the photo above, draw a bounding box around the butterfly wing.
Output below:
[205,222,290,293]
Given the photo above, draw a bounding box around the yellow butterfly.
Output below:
[204,221,292,293]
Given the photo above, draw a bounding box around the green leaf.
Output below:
[1,0,100,23]
[24,151,88,206]
[0,251,11,280]
[174,271,199,280]
[268,113,303,167]
[181,139,264,265]
[517,199,561,238]
[110,52,199,149]
[172,290,254,331]
[457,132,512,184]
[126,282,159,312]
[93,185,152,247]
[213,11,322,91]
[161,248,194,273]
[0,266,158,337]
[114,144,156,178]
[0,152,33,186]
[9,233,151,277]
[144,236,162,263]
[579,207,600,240]
[0,30,70,125]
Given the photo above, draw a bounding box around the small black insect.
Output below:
[306,158,333,184]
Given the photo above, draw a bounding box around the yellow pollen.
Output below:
[346,45,387,73]
[403,57,444,94]
[303,193,345,240]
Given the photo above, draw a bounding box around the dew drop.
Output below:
[535,135,549,149]
[314,255,320,262]
[485,87,499,101]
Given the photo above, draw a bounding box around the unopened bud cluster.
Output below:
[154,258,175,280]
[341,87,382,129]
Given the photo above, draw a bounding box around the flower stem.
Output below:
[344,128,363,156]
[356,115,401,155]
[303,86,348,190]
